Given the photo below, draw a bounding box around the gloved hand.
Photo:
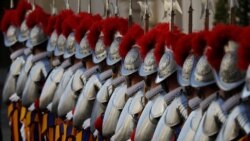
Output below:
[47,103,52,112]
[9,93,20,102]
[82,118,91,129]
[28,103,35,111]
[93,130,99,137]
[66,111,73,120]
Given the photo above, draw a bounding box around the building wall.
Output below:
[34,0,216,33]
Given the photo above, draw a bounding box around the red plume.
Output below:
[94,114,103,135]
[153,23,182,63]
[26,6,50,32]
[238,26,250,70]
[174,33,196,66]
[156,23,181,50]
[119,24,144,58]
[61,14,79,37]
[154,36,166,63]
[55,10,74,35]
[102,17,128,47]
[87,20,103,49]
[1,10,15,32]
[206,24,242,70]
[45,15,57,36]
[154,23,170,32]
[116,18,129,35]
[13,0,32,27]
[75,14,102,44]
[137,28,159,59]
[192,31,209,57]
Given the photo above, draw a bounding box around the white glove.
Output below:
[47,103,52,112]
[66,111,73,120]
[28,103,35,111]
[82,118,91,129]
[127,139,132,141]
[20,124,26,141]
[93,130,99,137]
[9,93,20,102]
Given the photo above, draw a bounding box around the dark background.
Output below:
[0,1,19,141]
[0,1,14,67]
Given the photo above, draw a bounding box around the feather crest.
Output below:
[238,26,250,70]
[13,0,32,27]
[87,20,103,49]
[174,33,196,66]
[153,23,182,63]
[192,31,209,57]
[61,14,79,37]
[137,28,159,59]
[119,24,144,58]
[102,17,128,47]
[206,24,242,70]
[1,10,15,32]
[75,14,102,43]
[45,15,57,36]
[55,10,74,35]
[154,36,166,63]
[26,6,50,32]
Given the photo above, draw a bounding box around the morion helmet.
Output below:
[25,6,50,48]
[190,31,215,88]
[206,24,245,91]
[75,14,102,59]
[174,33,198,86]
[119,24,144,76]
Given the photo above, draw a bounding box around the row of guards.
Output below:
[1,0,250,141]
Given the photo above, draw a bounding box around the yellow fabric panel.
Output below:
[7,103,14,117]
[12,108,20,141]
[41,113,48,134]
[76,131,82,141]
[20,107,27,121]
[55,125,60,141]
[62,123,67,141]
[48,127,54,141]
[26,111,32,126]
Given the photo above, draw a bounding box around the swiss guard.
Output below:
[1,0,31,140]
[1,0,250,141]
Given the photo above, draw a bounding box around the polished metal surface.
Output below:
[194,98,226,141]
[102,84,127,137]
[121,47,141,76]
[4,25,18,47]
[156,49,177,83]
[135,93,166,141]
[22,57,52,107]
[139,49,158,77]
[57,66,85,117]
[216,104,250,141]
[2,55,25,103]
[106,32,123,66]
[112,90,145,141]
[16,55,33,97]
[26,26,47,48]
[152,88,187,141]
[73,74,103,127]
